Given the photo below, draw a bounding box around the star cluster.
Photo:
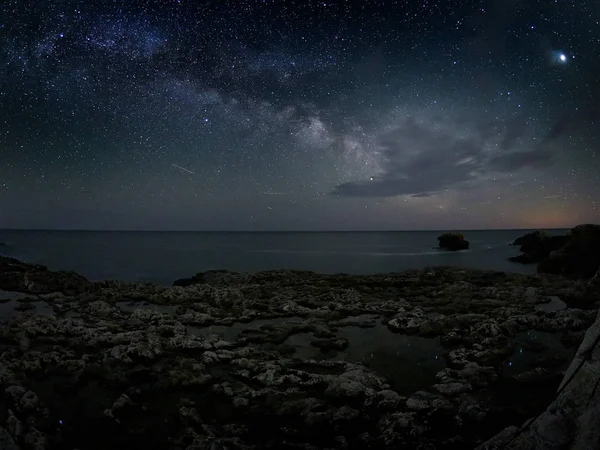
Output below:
[1,0,599,230]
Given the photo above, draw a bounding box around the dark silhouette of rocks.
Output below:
[437,232,470,251]
[510,224,600,279]
[538,224,600,278]
[509,230,569,264]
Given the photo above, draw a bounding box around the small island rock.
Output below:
[438,232,470,251]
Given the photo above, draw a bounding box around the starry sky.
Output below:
[1,0,599,231]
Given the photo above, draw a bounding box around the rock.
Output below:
[512,230,549,250]
[538,224,600,278]
[0,427,19,450]
[406,390,453,412]
[367,390,405,410]
[433,382,472,397]
[0,256,90,294]
[438,232,470,251]
[2,255,597,450]
[589,268,600,290]
[509,231,570,265]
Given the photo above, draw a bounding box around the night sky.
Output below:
[1,0,599,231]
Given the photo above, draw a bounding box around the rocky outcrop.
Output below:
[477,307,600,450]
[538,224,600,278]
[0,257,598,449]
[438,232,470,251]
[0,256,90,294]
[509,231,570,264]
[512,230,547,248]
[510,225,600,279]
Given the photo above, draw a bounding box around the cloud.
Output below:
[330,116,554,198]
[488,147,554,172]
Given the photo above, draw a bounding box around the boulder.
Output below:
[538,224,600,278]
[438,233,470,251]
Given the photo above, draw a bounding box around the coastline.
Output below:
[1,255,599,449]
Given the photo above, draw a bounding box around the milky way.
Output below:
[1,0,599,230]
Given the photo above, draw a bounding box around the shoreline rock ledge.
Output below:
[0,253,599,449]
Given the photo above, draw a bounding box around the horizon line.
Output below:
[0,227,572,233]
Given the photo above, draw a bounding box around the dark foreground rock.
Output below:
[538,224,600,278]
[510,225,600,279]
[0,256,599,449]
[438,233,470,251]
[509,231,569,264]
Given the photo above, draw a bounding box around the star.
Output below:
[0,1,597,230]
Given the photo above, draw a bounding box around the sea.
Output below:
[0,229,568,286]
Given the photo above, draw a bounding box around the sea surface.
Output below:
[0,229,568,286]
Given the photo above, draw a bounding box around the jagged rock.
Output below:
[438,232,470,251]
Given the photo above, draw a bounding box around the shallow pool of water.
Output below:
[284,316,446,395]
[0,290,54,322]
[503,330,574,376]
[535,296,567,313]
[188,316,306,342]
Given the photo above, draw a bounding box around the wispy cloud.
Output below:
[330,116,555,198]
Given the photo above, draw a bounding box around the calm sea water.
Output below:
[0,230,567,286]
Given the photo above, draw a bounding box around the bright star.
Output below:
[550,50,569,66]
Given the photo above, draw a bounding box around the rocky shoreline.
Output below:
[0,255,599,449]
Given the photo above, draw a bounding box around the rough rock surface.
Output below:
[0,256,598,449]
[477,307,600,450]
[437,233,470,251]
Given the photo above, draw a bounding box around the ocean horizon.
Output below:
[0,229,568,286]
